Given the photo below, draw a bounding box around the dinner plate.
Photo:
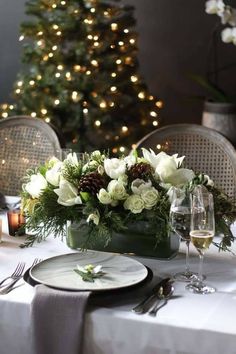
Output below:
[30,251,148,292]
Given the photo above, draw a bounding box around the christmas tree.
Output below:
[0,0,162,154]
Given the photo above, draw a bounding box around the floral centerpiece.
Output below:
[21,149,236,255]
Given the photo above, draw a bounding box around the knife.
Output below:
[132,277,172,314]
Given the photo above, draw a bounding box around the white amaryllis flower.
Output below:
[141,187,159,209]
[63,152,78,166]
[25,173,47,199]
[131,179,152,195]
[205,0,225,15]
[124,194,145,214]
[54,180,82,206]
[203,174,214,187]
[124,154,136,168]
[97,188,113,204]
[142,148,194,187]
[104,158,126,179]
[86,210,100,225]
[107,180,128,200]
[45,161,62,187]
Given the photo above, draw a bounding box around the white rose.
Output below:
[118,174,128,186]
[87,210,100,225]
[124,194,145,214]
[97,188,112,204]
[107,180,128,200]
[25,173,47,199]
[131,179,152,195]
[141,187,159,209]
[45,161,62,186]
[104,158,126,179]
[54,180,82,206]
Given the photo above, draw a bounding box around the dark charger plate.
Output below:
[23,265,153,305]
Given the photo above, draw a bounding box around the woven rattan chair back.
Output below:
[0,116,62,196]
[136,124,236,199]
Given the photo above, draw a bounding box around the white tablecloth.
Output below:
[1,214,236,354]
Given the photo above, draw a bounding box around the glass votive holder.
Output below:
[7,210,25,236]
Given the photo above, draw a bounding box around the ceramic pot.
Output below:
[202,101,236,147]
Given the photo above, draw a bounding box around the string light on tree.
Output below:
[0,0,163,153]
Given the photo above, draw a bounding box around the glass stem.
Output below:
[185,241,190,275]
[198,253,204,283]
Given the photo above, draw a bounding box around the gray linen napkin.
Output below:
[31,284,90,354]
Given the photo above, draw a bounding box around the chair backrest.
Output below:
[0,116,62,196]
[135,124,236,199]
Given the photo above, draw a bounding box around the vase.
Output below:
[202,101,236,147]
[66,220,180,260]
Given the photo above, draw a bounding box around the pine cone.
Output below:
[79,172,105,195]
[128,162,153,180]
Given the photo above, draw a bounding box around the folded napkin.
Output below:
[31,284,91,354]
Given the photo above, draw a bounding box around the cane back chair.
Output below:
[135,124,236,199]
[0,116,62,196]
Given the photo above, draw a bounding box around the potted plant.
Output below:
[193,0,236,146]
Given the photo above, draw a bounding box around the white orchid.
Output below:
[205,0,236,45]
[221,27,236,44]
[25,173,47,199]
[104,158,126,179]
[205,0,225,15]
[54,180,82,206]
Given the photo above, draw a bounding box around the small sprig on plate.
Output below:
[74,264,106,282]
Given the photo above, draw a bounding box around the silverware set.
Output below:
[0,258,41,295]
[132,277,174,316]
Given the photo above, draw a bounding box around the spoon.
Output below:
[148,282,174,316]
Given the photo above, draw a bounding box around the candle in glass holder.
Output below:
[7,210,25,236]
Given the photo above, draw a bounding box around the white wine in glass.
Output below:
[186,191,216,294]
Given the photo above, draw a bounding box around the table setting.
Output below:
[0,148,236,354]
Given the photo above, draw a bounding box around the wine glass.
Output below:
[186,190,216,294]
[170,189,197,282]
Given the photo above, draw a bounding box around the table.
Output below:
[1,215,236,354]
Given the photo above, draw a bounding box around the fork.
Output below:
[0,258,42,295]
[0,262,26,294]
[0,262,26,287]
